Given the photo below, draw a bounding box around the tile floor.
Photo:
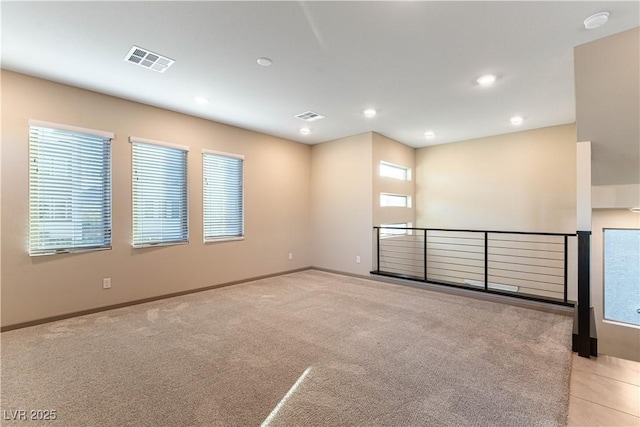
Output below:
[568,353,640,426]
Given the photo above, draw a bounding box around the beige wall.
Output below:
[311,132,373,275]
[1,71,312,327]
[591,209,640,361]
[575,27,640,186]
[372,132,416,227]
[371,133,418,276]
[415,124,577,233]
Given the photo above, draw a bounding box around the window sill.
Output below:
[132,241,189,249]
[204,236,245,244]
[29,246,112,257]
[603,319,640,330]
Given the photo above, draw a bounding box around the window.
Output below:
[29,120,113,256]
[380,161,411,181]
[131,137,188,247]
[604,228,640,327]
[203,150,244,242]
[380,223,413,237]
[380,193,411,208]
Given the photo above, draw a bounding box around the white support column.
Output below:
[577,141,592,231]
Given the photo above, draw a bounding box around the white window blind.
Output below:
[29,123,112,256]
[131,138,188,247]
[203,150,244,242]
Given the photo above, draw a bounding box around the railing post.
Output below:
[423,229,427,281]
[577,230,592,358]
[564,235,568,304]
[376,227,380,273]
[484,232,488,291]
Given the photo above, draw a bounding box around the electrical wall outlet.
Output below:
[356,256,361,264]
[102,278,111,289]
[288,252,293,260]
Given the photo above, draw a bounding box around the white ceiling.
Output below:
[2,1,639,148]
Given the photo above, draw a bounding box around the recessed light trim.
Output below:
[424,131,435,139]
[300,127,311,135]
[510,116,524,125]
[124,45,174,73]
[584,12,609,30]
[363,109,377,118]
[195,96,209,105]
[257,57,273,67]
[477,74,497,87]
[630,207,640,213]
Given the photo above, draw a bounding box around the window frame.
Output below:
[379,161,411,181]
[380,192,412,208]
[202,149,245,243]
[380,223,414,239]
[130,136,189,248]
[28,119,113,256]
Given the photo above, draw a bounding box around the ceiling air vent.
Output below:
[295,111,325,122]
[124,46,175,73]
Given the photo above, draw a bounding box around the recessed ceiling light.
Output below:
[584,12,609,30]
[257,57,273,67]
[510,116,524,125]
[195,96,209,105]
[363,109,377,118]
[477,74,497,87]
[424,131,435,139]
[300,127,310,135]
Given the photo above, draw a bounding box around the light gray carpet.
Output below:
[1,270,572,426]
